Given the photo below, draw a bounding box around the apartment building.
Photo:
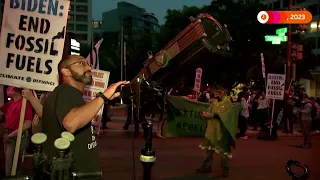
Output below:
[67,0,93,45]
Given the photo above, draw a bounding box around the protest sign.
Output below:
[266,73,286,100]
[265,73,286,136]
[83,69,110,134]
[162,95,208,137]
[193,68,202,92]
[0,0,70,175]
[0,0,70,91]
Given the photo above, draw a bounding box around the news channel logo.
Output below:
[257,11,269,24]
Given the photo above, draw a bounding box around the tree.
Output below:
[79,43,91,58]
[159,6,203,46]
[159,0,317,87]
[97,32,122,83]
[95,29,161,82]
[159,1,278,86]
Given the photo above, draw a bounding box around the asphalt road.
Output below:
[94,134,319,180]
[0,125,319,180]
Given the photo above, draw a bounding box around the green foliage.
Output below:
[97,32,121,83]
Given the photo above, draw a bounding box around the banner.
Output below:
[0,0,70,91]
[163,95,209,137]
[83,69,110,134]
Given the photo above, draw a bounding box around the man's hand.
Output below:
[22,88,34,101]
[103,81,129,99]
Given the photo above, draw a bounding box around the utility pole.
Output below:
[124,41,127,80]
[286,0,293,88]
[316,5,319,64]
[120,21,124,81]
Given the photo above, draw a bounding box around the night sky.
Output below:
[92,0,212,24]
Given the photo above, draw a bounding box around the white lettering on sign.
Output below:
[83,69,110,135]
[194,68,202,92]
[266,73,286,100]
[0,0,70,91]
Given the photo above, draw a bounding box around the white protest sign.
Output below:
[0,0,70,91]
[193,68,202,92]
[83,69,110,134]
[266,73,286,100]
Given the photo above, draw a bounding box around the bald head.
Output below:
[58,55,92,85]
[58,55,84,74]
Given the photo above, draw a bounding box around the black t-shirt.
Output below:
[42,84,100,173]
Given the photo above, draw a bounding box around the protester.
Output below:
[256,91,269,129]
[315,98,320,134]
[41,55,129,175]
[251,91,261,130]
[238,92,249,139]
[196,85,241,177]
[296,95,313,148]
[0,86,33,176]
[282,86,295,134]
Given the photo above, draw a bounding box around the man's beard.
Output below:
[70,70,92,85]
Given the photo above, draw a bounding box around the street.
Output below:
[0,122,319,180]
[92,133,319,180]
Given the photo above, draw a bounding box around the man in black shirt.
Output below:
[42,55,128,175]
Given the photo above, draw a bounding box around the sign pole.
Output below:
[270,99,275,136]
[11,98,27,176]
[266,73,286,136]
[286,0,293,88]
[195,91,198,101]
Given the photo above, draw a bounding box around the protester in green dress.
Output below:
[196,87,241,177]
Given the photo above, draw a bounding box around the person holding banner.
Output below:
[196,86,241,177]
[41,55,129,175]
[0,87,33,176]
[21,89,50,134]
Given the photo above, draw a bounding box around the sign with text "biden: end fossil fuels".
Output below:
[0,0,70,91]
[266,73,286,100]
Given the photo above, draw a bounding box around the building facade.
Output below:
[99,2,160,37]
[67,0,93,45]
